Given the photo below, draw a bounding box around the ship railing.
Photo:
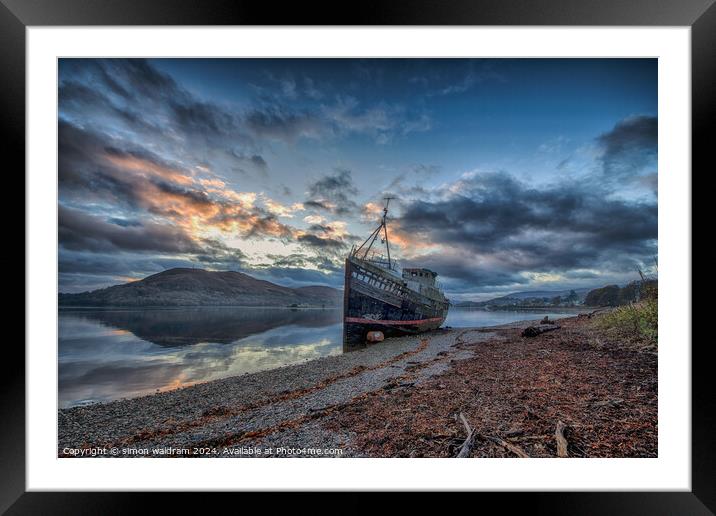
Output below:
[361,250,401,273]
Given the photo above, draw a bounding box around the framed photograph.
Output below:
[5,0,709,510]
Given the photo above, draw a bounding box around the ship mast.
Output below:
[353,197,395,268]
[382,197,393,268]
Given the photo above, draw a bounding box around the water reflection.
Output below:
[59,307,342,407]
[64,307,342,347]
[58,306,577,408]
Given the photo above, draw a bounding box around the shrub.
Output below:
[596,297,658,346]
[640,279,658,301]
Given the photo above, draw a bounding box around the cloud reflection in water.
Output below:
[58,307,342,407]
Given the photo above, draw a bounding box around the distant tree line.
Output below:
[584,279,658,307]
[549,290,580,306]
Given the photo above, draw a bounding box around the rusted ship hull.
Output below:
[343,257,449,344]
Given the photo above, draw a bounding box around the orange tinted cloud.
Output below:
[264,198,304,218]
[104,152,195,186]
[361,201,383,221]
[387,221,440,255]
[198,177,226,188]
[103,151,296,242]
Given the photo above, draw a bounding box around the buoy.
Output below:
[366,331,384,343]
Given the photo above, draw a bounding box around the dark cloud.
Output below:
[305,223,339,233]
[250,266,342,288]
[58,119,119,198]
[250,155,268,169]
[101,59,178,101]
[59,80,158,134]
[188,239,248,271]
[58,272,129,293]
[305,168,359,215]
[401,252,526,292]
[167,97,238,139]
[106,217,141,227]
[385,163,440,193]
[597,115,657,177]
[260,253,342,274]
[58,244,251,293]
[82,59,232,141]
[322,96,431,144]
[59,59,261,173]
[263,253,310,269]
[61,59,439,185]
[303,200,333,211]
[297,234,347,249]
[59,58,432,187]
[59,205,203,254]
[59,251,198,277]
[229,149,269,175]
[245,107,326,142]
[396,171,657,289]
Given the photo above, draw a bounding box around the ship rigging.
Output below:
[352,197,395,270]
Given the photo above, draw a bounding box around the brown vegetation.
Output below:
[323,316,657,457]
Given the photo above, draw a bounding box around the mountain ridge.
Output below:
[58,268,342,307]
[455,287,593,307]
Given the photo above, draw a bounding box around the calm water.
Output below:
[58,306,577,408]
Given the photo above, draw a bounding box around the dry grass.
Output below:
[594,283,658,349]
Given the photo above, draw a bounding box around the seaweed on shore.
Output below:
[322,316,657,458]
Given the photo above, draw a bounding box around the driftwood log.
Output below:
[456,413,477,458]
[485,435,530,458]
[521,324,561,337]
[455,413,530,458]
[555,420,569,457]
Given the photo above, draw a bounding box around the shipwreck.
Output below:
[343,198,450,344]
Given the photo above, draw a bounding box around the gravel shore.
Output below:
[59,322,509,457]
[58,313,656,458]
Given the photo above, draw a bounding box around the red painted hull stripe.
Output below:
[344,316,444,326]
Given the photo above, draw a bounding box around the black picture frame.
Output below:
[3,0,709,512]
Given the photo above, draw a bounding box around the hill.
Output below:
[455,288,592,308]
[58,268,343,307]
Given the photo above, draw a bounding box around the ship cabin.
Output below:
[402,268,438,286]
[402,268,443,302]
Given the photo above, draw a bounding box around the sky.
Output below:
[58,58,658,300]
